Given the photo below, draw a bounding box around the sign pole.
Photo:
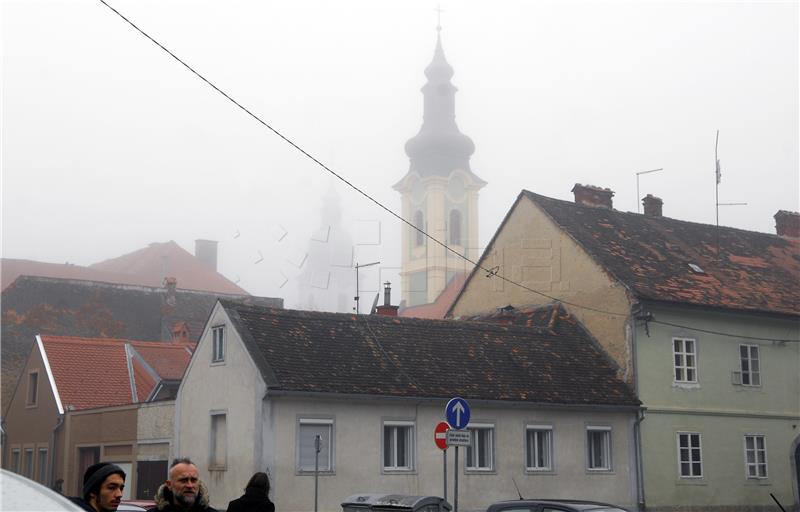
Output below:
[454,446,459,512]
[443,448,447,503]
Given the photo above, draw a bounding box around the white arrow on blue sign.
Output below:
[445,397,471,430]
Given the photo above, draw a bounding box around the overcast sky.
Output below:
[3,0,798,308]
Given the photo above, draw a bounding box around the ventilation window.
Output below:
[688,263,705,274]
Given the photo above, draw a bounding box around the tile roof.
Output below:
[222,301,638,407]
[399,273,467,319]
[2,276,282,412]
[38,335,194,411]
[1,259,141,291]
[521,191,800,316]
[90,241,247,294]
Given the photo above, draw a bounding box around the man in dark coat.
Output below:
[155,458,217,512]
[69,462,127,512]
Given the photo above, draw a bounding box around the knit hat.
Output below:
[82,462,126,501]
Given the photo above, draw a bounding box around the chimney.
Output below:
[163,277,177,306]
[195,239,218,271]
[170,321,190,343]
[642,194,663,217]
[774,210,800,238]
[376,281,399,317]
[572,184,614,209]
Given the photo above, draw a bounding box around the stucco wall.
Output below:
[175,303,264,509]
[267,397,636,512]
[449,197,633,380]
[137,401,174,442]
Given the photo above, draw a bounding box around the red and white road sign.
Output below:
[434,421,450,450]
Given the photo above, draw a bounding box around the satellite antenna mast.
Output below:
[714,130,747,258]
[353,261,380,314]
[635,168,664,213]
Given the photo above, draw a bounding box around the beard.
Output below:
[175,492,197,508]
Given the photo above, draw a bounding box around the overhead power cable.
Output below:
[649,320,799,343]
[97,0,627,319]
[97,1,800,346]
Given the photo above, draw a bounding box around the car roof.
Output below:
[0,469,84,512]
[487,499,626,511]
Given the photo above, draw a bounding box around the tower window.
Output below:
[449,210,462,245]
[413,211,424,247]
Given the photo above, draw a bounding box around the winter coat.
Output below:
[68,496,96,512]
[155,481,217,512]
[226,489,275,512]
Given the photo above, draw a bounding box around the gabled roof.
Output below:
[399,272,467,319]
[518,191,800,316]
[89,241,247,294]
[1,259,140,291]
[221,300,638,407]
[38,335,193,411]
[2,276,281,412]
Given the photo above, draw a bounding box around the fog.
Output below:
[3,0,798,308]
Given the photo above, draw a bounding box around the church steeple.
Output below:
[404,28,476,177]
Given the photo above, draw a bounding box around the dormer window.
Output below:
[688,263,705,274]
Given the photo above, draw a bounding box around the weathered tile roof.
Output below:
[222,300,638,407]
[37,335,195,411]
[523,191,800,316]
[1,276,282,412]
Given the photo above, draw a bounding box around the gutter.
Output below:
[633,409,646,511]
[49,413,64,489]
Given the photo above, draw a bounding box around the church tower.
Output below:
[394,26,485,307]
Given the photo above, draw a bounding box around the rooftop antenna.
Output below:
[714,130,747,257]
[353,261,380,314]
[635,168,664,213]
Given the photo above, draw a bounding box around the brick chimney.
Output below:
[163,276,177,306]
[376,281,399,317]
[774,210,800,238]
[195,239,218,271]
[572,184,614,209]
[642,194,663,217]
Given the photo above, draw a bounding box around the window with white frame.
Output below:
[211,326,225,363]
[586,426,612,470]
[739,345,760,386]
[27,371,39,407]
[525,426,553,471]
[37,448,48,484]
[11,448,20,474]
[673,338,697,383]
[298,419,333,472]
[677,432,703,478]
[383,421,414,471]
[466,424,494,471]
[24,448,34,479]
[210,413,227,468]
[744,434,767,478]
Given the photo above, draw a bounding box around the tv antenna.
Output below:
[714,130,747,256]
[635,168,663,213]
[353,261,380,314]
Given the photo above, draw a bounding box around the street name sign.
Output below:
[446,429,471,447]
[445,397,471,430]
[434,421,449,450]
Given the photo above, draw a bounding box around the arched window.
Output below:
[449,210,462,246]
[413,210,424,247]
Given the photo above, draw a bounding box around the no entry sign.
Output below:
[434,421,450,450]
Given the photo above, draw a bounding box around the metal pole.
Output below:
[443,449,447,503]
[454,446,459,512]
[314,434,321,512]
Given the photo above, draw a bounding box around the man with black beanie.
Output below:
[69,462,126,512]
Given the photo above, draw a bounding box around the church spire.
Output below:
[404,25,475,177]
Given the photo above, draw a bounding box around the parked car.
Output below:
[486,499,629,512]
[0,468,84,512]
[342,493,452,512]
[119,499,158,511]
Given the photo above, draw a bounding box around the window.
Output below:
[525,426,553,471]
[298,419,333,472]
[449,210,462,246]
[383,421,414,471]
[11,449,20,473]
[413,211,424,247]
[673,338,697,383]
[744,435,767,478]
[466,424,494,471]
[587,427,611,471]
[77,447,100,490]
[27,371,39,407]
[210,413,227,468]
[24,448,34,479]
[212,326,225,363]
[37,448,48,484]
[677,432,703,478]
[739,345,760,386]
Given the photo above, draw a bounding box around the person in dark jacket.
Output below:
[155,458,217,512]
[68,462,127,512]
[226,472,275,512]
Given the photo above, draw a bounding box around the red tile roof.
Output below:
[90,241,247,294]
[39,335,192,411]
[399,273,467,319]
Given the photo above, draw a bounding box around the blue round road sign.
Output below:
[445,397,471,430]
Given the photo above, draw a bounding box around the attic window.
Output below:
[688,263,705,274]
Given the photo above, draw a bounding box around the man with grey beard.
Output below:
[155,458,217,512]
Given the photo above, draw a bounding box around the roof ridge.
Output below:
[40,335,159,345]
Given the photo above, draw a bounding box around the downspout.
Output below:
[50,413,64,490]
[630,304,646,511]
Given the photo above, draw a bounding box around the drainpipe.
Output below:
[630,304,646,511]
[50,413,64,490]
